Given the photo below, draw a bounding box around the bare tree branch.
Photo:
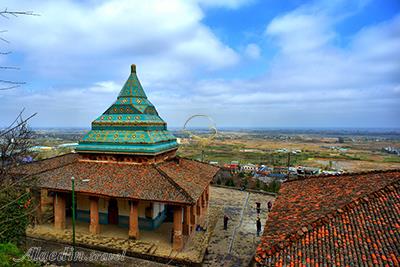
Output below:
[0,85,20,90]
[0,79,25,85]
[0,80,26,90]
[0,66,19,70]
[0,111,36,138]
[0,36,9,43]
[0,9,39,90]
[0,8,39,18]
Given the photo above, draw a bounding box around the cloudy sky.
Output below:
[0,0,399,128]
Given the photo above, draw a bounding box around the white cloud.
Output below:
[244,43,261,59]
[2,0,239,84]
[88,81,120,93]
[0,0,399,128]
[196,0,255,9]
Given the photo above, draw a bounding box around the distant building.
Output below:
[272,166,287,174]
[223,161,239,172]
[256,165,272,176]
[383,146,400,156]
[57,143,78,148]
[297,166,320,176]
[29,146,53,151]
[241,163,257,173]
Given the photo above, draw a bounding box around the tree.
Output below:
[0,7,39,244]
[0,110,37,244]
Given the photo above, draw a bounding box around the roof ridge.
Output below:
[173,157,219,199]
[283,169,400,184]
[261,179,400,257]
[11,153,78,175]
[153,165,194,204]
[23,152,76,165]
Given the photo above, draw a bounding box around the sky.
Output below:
[0,0,399,129]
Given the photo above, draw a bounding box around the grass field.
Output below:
[177,134,400,172]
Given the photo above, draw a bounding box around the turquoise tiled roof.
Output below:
[76,64,178,155]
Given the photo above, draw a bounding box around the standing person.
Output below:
[256,217,262,236]
[267,201,272,212]
[256,202,261,214]
[223,214,229,230]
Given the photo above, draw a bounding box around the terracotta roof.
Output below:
[255,170,400,266]
[14,154,218,204]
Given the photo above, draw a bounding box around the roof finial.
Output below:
[131,64,136,73]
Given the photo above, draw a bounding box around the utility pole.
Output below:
[71,176,76,262]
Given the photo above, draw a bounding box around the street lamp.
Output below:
[71,176,76,262]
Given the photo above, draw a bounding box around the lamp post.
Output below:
[71,176,76,262]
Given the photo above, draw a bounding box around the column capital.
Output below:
[89,196,99,201]
[128,199,139,205]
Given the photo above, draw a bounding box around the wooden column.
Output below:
[54,192,66,230]
[40,188,51,213]
[196,199,202,217]
[89,196,100,234]
[190,205,196,232]
[183,206,191,235]
[201,191,206,209]
[129,200,139,239]
[173,206,183,251]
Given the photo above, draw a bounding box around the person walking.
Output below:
[223,214,230,230]
[256,217,262,236]
[267,201,272,212]
[256,202,261,214]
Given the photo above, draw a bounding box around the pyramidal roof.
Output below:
[76,64,178,155]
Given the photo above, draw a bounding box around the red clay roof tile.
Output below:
[14,153,219,204]
[255,170,400,266]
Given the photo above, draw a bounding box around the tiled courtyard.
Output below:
[204,186,275,267]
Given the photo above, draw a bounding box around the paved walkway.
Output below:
[203,186,275,267]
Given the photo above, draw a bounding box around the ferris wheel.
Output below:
[182,114,218,161]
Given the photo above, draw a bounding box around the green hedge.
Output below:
[0,243,38,267]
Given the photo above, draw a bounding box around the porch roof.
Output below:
[15,153,218,205]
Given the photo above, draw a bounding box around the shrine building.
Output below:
[18,64,219,251]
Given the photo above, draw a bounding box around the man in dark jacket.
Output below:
[223,214,229,230]
[256,217,262,236]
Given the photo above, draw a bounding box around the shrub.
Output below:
[0,191,33,244]
[225,179,235,187]
[0,243,38,267]
[263,180,281,193]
